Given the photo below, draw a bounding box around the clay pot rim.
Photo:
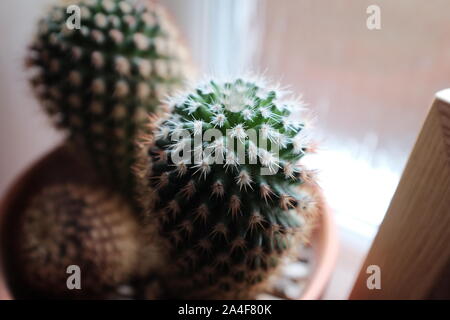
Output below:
[0,146,338,300]
[299,203,338,300]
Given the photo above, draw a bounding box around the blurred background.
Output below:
[1,0,450,298]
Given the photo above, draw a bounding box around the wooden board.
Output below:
[350,89,450,299]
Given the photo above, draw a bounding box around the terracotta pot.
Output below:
[0,146,338,300]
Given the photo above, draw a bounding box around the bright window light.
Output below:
[303,144,401,238]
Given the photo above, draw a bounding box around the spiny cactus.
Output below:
[136,77,320,299]
[26,0,192,199]
[17,183,139,298]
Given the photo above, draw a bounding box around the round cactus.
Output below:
[136,77,320,299]
[26,0,193,199]
[16,183,140,298]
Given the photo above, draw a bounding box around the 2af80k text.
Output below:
[178,304,272,317]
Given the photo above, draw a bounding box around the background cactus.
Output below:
[136,77,320,299]
[16,183,139,298]
[26,0,192,199]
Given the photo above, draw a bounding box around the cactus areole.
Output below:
[137,77,319,298]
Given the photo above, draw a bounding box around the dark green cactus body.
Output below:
[139,77,318,298]
[27,0,191,199]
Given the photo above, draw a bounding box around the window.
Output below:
[164,0,450,238]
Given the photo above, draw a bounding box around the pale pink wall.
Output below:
[0,0,62,196]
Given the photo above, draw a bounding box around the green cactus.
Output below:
[17,183,139,298]
[136,77,320,299]
[26,0,192,200]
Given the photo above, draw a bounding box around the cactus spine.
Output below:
[136,77,320,299]
[26,0,192,199]
[17,184,139,297]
